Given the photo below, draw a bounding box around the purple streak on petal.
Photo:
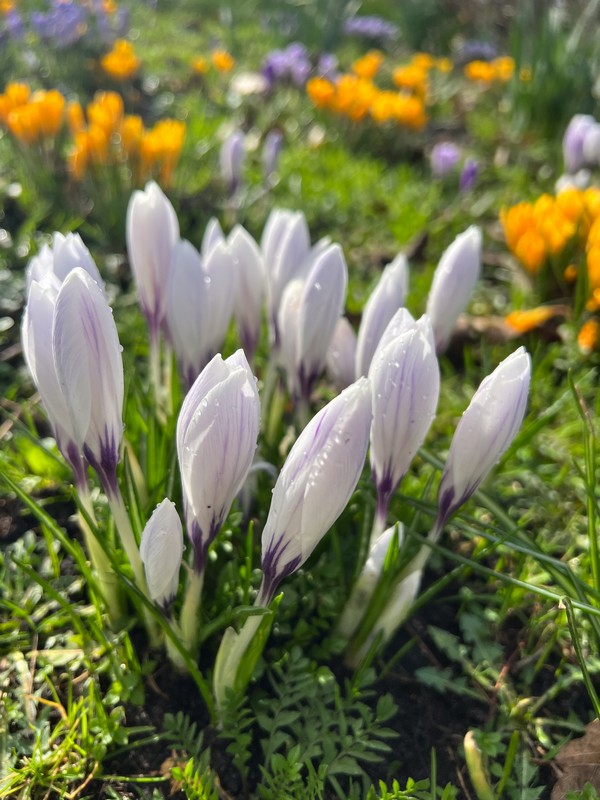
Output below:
[260,529,303,603]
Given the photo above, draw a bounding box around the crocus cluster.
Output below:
[501,186,600,351]
[21,194,533,720]
[262,42,312,87]
[463,56,515,83]
[68,91,185,186]
[25,0,128,49]
[0,83,65,145]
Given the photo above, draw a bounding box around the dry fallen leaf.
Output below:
[551,719,600,800]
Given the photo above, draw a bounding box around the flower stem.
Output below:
[180,568,205,655]
[77,489,122,624]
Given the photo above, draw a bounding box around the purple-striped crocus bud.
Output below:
[278,243,348,402]
[22,276,87,488]
[201,217,226,260]
[229,224,265,362]
[355,253,409,378]
[261,208,311,346]
[436,347,531,530]
[126,181,180,341]
[430,142,461,177]
[176,350,260,572]
[425,226,481,354]
[326,316,357,390]
[26,232,104,294]
[263,129,283,182]
[166,238,235,389]
[258,377,372,604]
[369,316,440,540]
[53,268,124,496]
[563,114,597,174]
[220,129,245,193]
[139,498,184,608]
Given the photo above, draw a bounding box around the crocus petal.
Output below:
[140,498,184,606]
[260,376,372,600]
[369,316,440,505]
[426,226,481,354]
[201,217,226,260]
[355,253,409,378]
[326,316,357,390]
[53,267,124,493]
[126,181,180,335]
[437,347,531,526]
[22,279,81,465]
[296,243,348,398]
[176,350,260,569]
[229,224,265,360]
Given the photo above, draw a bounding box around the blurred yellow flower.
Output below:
[306,77,335,108]
[100,39,140,81]
[211,50,235,72]
[192,56,209,75]
[464,60,496,82]
[505,306,564,334]
[352,50,384,80]
[392,64,428,98]
[578,319,599,353]
[435,57,453,73]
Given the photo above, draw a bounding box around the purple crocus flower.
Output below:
[5,10,24,40]
[317,53,339,81]
[262,129,283,182]
[459,158,479,192]
[220,129,245,194]
[431,142,461,177]
[563,114,598,174]
[343,15,399,40]
[458,40,498,64]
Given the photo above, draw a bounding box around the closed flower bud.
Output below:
[53,268,124,496]
[201,217,226,260]
[177,350,260,571]
[22,277,86,487]
[220,129,245,193]
[229,224,265,361]
[278,243,348,401]
[26,232,104,294]
[261,208,311,344]
[355,253,409,377]
[166,238,235,389]
[563,114,597,174]
[259,377,372,603]
[437,347,531,528]
[263,129,283,181]
[126,181,180,339]
[140,499,184,607]
[430,141,460,177]
[326,316,357,390]
[369,316,440,533]
[425,226,481,354]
